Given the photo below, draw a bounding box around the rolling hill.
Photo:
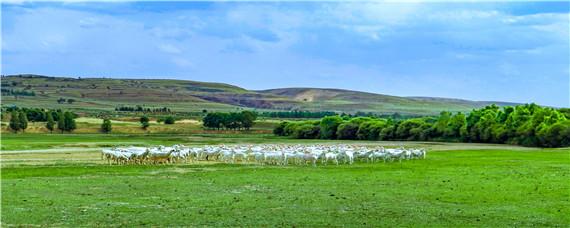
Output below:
[1,74,519,115]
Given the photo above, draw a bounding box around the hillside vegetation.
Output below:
[3,74,518,115]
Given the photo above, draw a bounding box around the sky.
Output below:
[1,1,569,107]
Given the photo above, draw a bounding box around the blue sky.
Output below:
[2,1,569,107]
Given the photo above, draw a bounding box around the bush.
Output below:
[164,116,175,125]
[356,121,386,140]
[101,119,112,133]
[319,116,343,139]
[273,122,288,136]
[337,122,359,140]
[140,116,150,129]
[379,125,396,140]
[294,124,320,139]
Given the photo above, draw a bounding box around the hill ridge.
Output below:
[2,74,520,115]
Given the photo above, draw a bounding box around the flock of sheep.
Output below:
[101,144,427,166]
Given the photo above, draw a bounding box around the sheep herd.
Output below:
[101,144,427,166]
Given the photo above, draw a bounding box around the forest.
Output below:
[274,104,570,148]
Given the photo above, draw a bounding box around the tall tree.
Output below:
[140,115,150,130]
[9,110,21,132]
[46,112,55,133]
[18,111,28,132]
[64,111,77,132]
[446,112,467,139]
[240,111,257,130]
[57,111,66,133]
[319,116,343,139]
[433,111,451,137]
[101,118,112,133]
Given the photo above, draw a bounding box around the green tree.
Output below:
[293,124,320,139]
[537,120,570,147]
[164,116,175,125]
[203,113,222,130]
[57,111,66,133]
[337,122,359,140]
[283,122,301,136]
[64,111,77,132]
[433,111,451,137]
[271,104,569,148]
[101,118,112,133]
[379,125,396,140]
[240,111,257,130]
[356,120,386,140]
[446,112,467,139]
[19,111,28,132]
[395,119,424,140]
[140,115,150,130]
[273,121,288,136]
[46,112,55,133]
[319,116,343,139]
[222,113,242,130]
[9,110,21,132]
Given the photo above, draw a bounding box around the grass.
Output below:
[0,118,276,136]
[2,148,569,226]
[0,133,538,152]
[1,132,568,226]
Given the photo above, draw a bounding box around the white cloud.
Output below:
[172,57,193,68]
[158,43,182,54]
[2,2,568,106]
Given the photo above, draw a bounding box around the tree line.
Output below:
[257,110,424,119]
[1,89,36,96]
[259,111,337,118]
[2,105,178,134]
[202,111,257,130]
[274,104,570,148]
[8,109,77,133]
[115,106,172,113]
[3,107,79,122]
[99,115,175,133]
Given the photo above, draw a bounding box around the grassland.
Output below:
[1,132,569,227]
[1,119,275,136]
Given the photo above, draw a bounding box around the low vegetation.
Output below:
[1,88,36,96]
[259,110,337,118]
[2,138,568,226]
[202,111,257,130]
[115,105,172,113]
[101,118,112,133]
[275,104,570,148]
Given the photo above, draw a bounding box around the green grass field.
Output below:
[1,133,569,226]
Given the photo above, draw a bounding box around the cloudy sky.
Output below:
[2,1,569,107]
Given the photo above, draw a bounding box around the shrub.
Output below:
[164,116,175,125]
[319,116,343,139]
[101,119,112,133]
[337,122,359,140]
[294,124,320,139]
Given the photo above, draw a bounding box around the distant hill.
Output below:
[1,74,520,115]
[258,88,520,114]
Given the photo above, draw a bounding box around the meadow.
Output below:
[1,132,569,226]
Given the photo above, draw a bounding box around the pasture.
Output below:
[1,134,569,226]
